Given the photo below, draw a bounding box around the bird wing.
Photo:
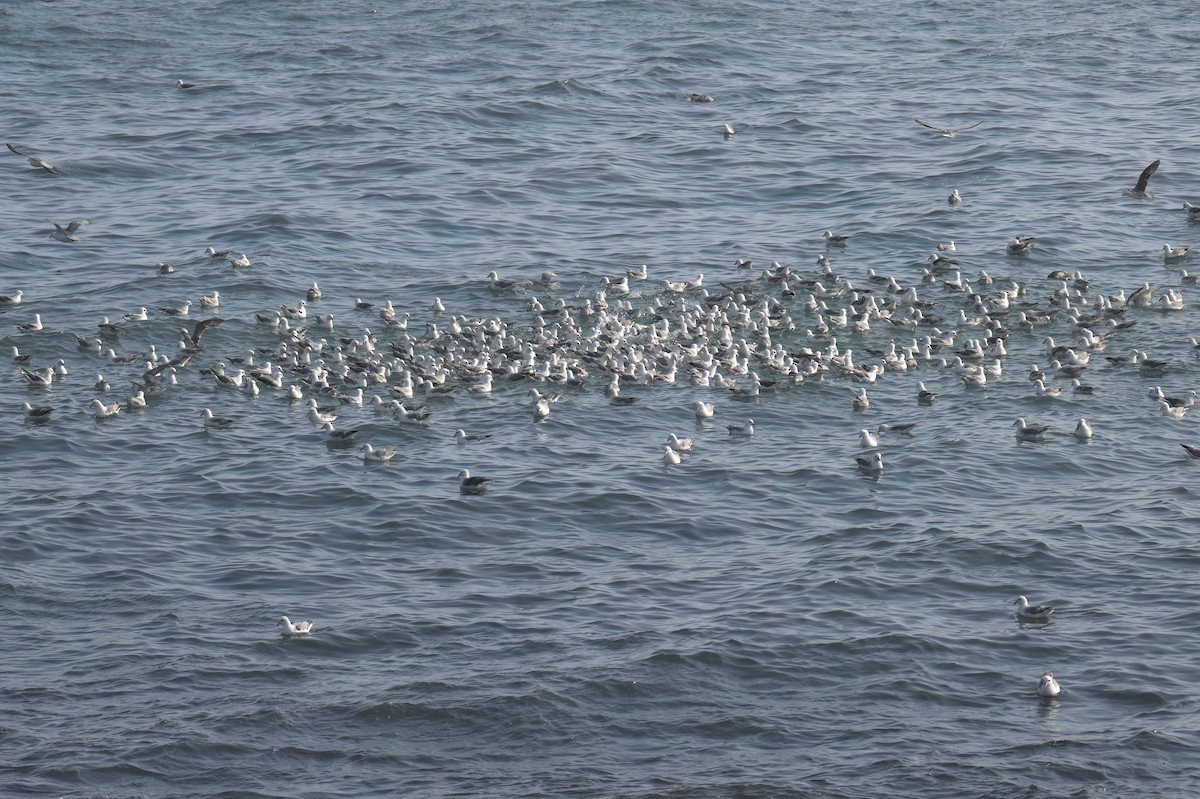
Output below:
[955,121,983,132]
[1133,159,1160,193]
[6,143,27,157]
[65,219,91,233]
[914,118,947,133]
[191,317,225,345]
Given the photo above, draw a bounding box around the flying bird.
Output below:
[6,143,59,173]
[1123,159,1160,200]
[914,118,982,138]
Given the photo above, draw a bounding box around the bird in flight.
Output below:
[6,143,59,173]
[1122,159,1160,200]
[914,118,982,138]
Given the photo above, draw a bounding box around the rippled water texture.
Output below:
[3,1,1200,797]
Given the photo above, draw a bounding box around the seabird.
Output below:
[487,271,517,290]
[823,230,849,247]
[453,429,493,443]
[695,400,715,420]
[916,381,936,404]
[1013,418,1049,440]
[683,93,714,103]
[91,399,121,419]
[47,219,90,242]
[307,282,322,301]
[228,253,251,268]
[361,443,397,462]
[199,291,220,310]
[914,118,982,138]
[948,189,961,204]
[322,421,360,441]
[176,79,195,89]
[666,434,695,453]
[727,419,755,436]
[21,367,53,388]
[1181,443,1200,459]
[722,123,736,138]
[855,452,884,473]
[1037,672,1061,698]
[876,422,916,436]
[277,616,313,636]
[1007,235,1034,255]
[1163,244,1190,262]
[204,247,232,258]
[662,445,682,466]
[201,408,234,428]
[6,143,59,173]
[160,301,191,317]
[21,401,53,421]
[0,290,24,304]
[1122,159,1159,200]
[1014,595,1054,621]
[859,428,878,448]
[457,468,492,493]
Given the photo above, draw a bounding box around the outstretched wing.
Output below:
[191,316,225,345]
[914,118,946,133]
[1133,159,1160,193]
[6,142,27,157]
[956,121,982,132]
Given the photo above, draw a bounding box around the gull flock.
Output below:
[5,139,1200,488]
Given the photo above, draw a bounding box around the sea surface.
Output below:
[3,1,1200,797]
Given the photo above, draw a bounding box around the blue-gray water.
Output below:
[4,1,1200,797]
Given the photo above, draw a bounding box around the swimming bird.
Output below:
[201,408,234,428]
[122,307,149,321]
[21,401,53,421]
[1074,418,1093,441]
[1013,418,1049,440]
[360,443,397,462]
[662,445,682,466]
[91,399,121,419]
[948,189,961,204]
[1159,400,1188,420]
[204,246,232,259]
[0,289,24,304]
[1163,244,1190,262]
[160,301,191,317]
[914,118,981,138]
[937,241,956,252]
[1122,159,1159,200]
[876,422,916,436]
[11,346,31,364]
[1014,595,1055,621]
[322,421,359,441]
[453,429,493,443]
[306,282,322,301]
[916,381,936,404]
[722,123,736,138]
[855,452,884,473]
[21,367,53,388]
[156,262,174,275]
[823,230,849,247]
[727,419,755,436]
[457,468,492,493]
[228,253,251,268]
[126,390,147,411]
[533,396,551,421]
[1007,235,1034,255]
[47,219,90,242]
[683,93,714,103]
[6,143,59,173]
[859,428,879,448]
[695,400,715,420]
[176,79,195,89]
[199,290,220,310]
[277,616,313,636]
[1181,443,1200,459]
[487,271,517,290]
[1038,672,1061,698]
[852,387,869,411]
[666,433,695,453]
[15,311,43,331]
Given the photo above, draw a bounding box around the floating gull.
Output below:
[1007,235,1034,255]
[722,123,736,138]
[683,93,714,103]
[361,443,397,462]
[201,408,234,428]
[160,301,191,317]
[852,387,869,411]
[91,399,121,419]
[937,241,956,252]
[1014,595,1054,621]
[695,400,715,420]
[487,271,517,290]
[277,616,313,636]
[948,189,961,205]
[662,445,682,466]
[1013,418,1049,440]
[1163,244,1190,262]
[823,230,849,247]
[176,79,195,89]
[21,367,53,388]
[199,291,220,310]
[457,468,492,493]
[6,142,59,173]
[916,381,936,404]
[21,401,53,421]
[47,219,90,242]
[667,433,695,453]
[876,422,916,436]
[322,421,360,441]
[856,451,883,473]
[0,290,24,304]
[914,118,981,138]
[307,282,322,301]
[1122,159,1159,200]
[10,346,31,364]
[859,428,878,448]
[1037,672,1061,698]
[727,418,755,436]
[1074,418,1093,440]
[204,247,232,258]
[228,253,251,268]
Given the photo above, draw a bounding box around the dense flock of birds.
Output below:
[3,103,1199,687]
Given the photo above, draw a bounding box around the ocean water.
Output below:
[3,1,1200,797]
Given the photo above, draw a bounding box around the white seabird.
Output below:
[859,428,879,448]
[278,616,313,636]
[91,399,121,419]
[1038,672,1061,698]
[0,289,24,304]
[823,230,849,247]
[177,79,195,89]
[948,189,961,205]
[855,452,883,473]
[1014,595,1054,621]
[1074,418,1093,441]
[201,408,234,428]
[1163,244,1191,262]
[457,468,492,493]
[48,219,90,242]
[727,419,755,437]
[1013,418,1049,440]
[453,428,493,443]
[662,445,682,466]
[22,401,53,421]
[361,443,397,462]
[695,400,716,420]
